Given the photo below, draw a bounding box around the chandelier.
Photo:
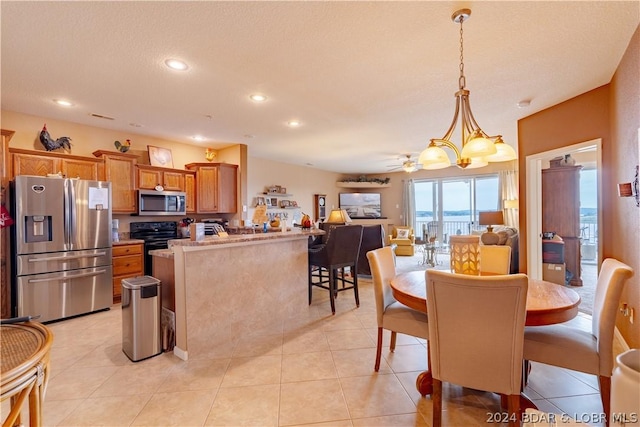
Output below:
[418,9,516,170]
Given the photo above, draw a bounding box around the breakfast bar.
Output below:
[152,230,323,360]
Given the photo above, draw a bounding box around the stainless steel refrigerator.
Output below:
[11,175,113,322]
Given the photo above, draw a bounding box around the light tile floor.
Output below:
[5,279,610,426]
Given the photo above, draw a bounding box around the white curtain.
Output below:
[499,170,519,228]
[403,179,416,228]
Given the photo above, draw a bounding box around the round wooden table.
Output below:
[390,270,581,396]
[1,322,54,427]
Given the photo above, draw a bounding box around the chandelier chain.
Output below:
[458,15,465,90]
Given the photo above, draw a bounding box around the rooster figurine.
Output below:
[39,124,72,151]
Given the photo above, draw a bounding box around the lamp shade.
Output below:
[418,145,451,170]
[478,211,504,226]
[326,209,352,224]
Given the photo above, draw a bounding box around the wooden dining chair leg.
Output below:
[599,375,611,426]
[390,331,397,352]
[506,394,521,427]
[432,378,443,427]
[375,327,383,372]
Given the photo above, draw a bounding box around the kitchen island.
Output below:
[151,229,323,360]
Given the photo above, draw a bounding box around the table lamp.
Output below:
[325,209,352,224]
[478,211,504,245]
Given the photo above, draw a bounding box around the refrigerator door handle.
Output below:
[67,179,77,249]
[27,269,108,283]
[27,252,108,263]
[64,179,71,248]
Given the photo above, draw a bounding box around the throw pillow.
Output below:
[397,228,410,239]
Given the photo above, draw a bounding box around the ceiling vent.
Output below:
[89,113,115,120]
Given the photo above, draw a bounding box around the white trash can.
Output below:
[610,348,640,426]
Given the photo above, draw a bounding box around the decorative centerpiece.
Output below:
[114,139,131,153]
[205,148,217,162]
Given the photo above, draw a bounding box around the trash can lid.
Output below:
[121,275,161,290]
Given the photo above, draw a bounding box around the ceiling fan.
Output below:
[387,154,423,173]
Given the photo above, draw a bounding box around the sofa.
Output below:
[472,226,519,274]
[387,226,415,256]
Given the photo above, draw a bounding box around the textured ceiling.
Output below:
[1,1,638,173]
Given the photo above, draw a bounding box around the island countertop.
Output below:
[167,229,323,248]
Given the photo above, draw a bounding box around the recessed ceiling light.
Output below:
[192,135,206,142]
[129,123,144,128]
[54,99,74,107]
[164,59,189,71]
[287,120,301,127]
[250,94,267,102]
[517,100,531,108]
[244,134,254,139]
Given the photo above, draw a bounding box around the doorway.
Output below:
[526,139,602,314]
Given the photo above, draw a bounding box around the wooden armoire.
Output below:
[542,165,583,286]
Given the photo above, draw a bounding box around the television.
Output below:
[339,192,382,219]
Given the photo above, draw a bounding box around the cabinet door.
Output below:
[217,164,238,213]
[196,166,218,212]
[138,168,162,190]
[61,158,99,180]
[12,152,60,177]
[163,171,185,191]
[104,156,137,213]
[185,172,196,213]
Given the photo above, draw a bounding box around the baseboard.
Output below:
[614,326,631,353]
[173,346,188,361]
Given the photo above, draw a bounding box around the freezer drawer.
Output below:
[16,265,113,322]
[15,248,112,276]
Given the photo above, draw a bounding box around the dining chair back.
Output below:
[426,270,528,427]
[479,245,512,275]
[367,247,429,371]
[308,224,364,314]
[524,258,634,424]
[449,235,480,275]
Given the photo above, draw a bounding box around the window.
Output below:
[414,174,499,244]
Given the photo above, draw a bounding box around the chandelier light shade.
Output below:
[419,9,517,170]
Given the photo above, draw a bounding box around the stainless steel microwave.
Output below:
[138,189,186,216]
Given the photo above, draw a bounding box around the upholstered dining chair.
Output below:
[524,258,634,424]
[366,247,429,371]
[426,270,529,427]
[308,224,363,314]
[449,235,481,275]
[479,245,512,275]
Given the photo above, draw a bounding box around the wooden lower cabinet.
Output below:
[112,243,144,303]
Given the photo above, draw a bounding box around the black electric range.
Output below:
[130,221,178,276]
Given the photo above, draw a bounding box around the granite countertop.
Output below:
[113,239,145,245]
[167,229,324,247]
[149,249,173,258]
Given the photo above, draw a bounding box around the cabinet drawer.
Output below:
[113,255,143,275]
[113,244,143,257]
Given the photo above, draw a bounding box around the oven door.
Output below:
[143,240,169,276]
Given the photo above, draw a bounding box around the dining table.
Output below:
[390,270,581,397]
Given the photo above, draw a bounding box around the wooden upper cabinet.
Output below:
[137,165,163,190]
[162,170,184,191]
[10,148,99,180]
[137,165,185,191]
[185,163,238,214]
[93,150,138,213]
[184,171,196,213]
[60,157,100,180]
